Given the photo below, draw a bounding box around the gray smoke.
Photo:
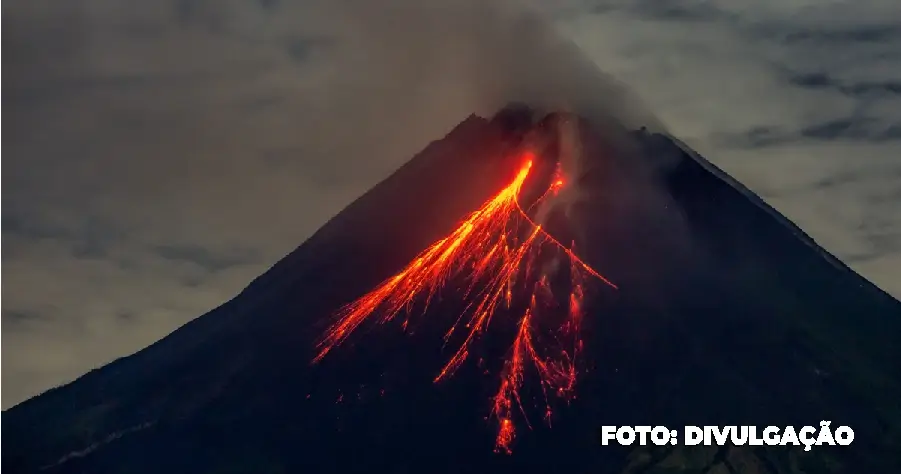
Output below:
[301,0,667,135]
[307,0,675,241]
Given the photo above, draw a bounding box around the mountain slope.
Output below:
[4,107,900,474]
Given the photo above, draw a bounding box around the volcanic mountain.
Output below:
[4,105,901,474]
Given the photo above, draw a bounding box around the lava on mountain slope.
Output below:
[312,121,617,454]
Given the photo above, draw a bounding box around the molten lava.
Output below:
[313,151,616,453]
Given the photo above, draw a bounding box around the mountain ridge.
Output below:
[668,134,897,303]
[5,107,900,474]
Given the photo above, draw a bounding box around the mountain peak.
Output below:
[5,107,900,474]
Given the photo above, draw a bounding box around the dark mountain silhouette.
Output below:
[4,105,901,474]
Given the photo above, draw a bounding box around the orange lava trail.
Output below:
[313,152,616,454]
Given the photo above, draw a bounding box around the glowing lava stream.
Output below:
[313,152,617,454]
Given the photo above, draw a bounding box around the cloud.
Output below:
[151,244,260,274]
[552,0,901,297]
[3,0,900,408]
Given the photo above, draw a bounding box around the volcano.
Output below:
[4,105,901,474]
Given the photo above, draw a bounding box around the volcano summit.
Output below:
[4,106,901,474]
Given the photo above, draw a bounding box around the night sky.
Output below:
[4,0,900,408]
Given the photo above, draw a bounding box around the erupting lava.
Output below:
[313,150,616,453]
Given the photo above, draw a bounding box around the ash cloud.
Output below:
[283,0,667,148]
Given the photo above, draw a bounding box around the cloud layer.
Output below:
[4,0,900,408]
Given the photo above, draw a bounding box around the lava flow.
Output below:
[313,150,616,454]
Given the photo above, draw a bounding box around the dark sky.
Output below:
[3,0,900,408]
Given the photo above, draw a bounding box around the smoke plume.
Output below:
[298,0,666,152]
